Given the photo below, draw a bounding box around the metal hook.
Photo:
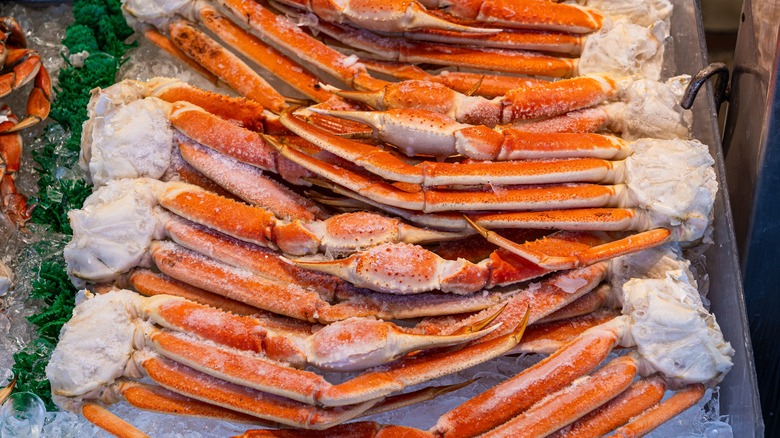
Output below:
[681,62,730,111]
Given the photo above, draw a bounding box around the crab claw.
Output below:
[293,242,490,295]
[306,313,502,371]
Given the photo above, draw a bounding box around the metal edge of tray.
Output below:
[675,1,764,436]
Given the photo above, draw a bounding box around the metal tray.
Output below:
[5,0,764,435]
[673,1,763,436]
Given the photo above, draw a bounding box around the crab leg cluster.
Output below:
[38,0,738,434]
[231,246,734,437]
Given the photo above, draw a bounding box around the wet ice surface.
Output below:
[0,3,733,438]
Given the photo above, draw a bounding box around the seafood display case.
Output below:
[0,0,763,436]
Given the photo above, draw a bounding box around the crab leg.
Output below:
[272,0,498,34]
[142,26,220,84]
[398,27,584,55]
[431,319,620,437]
[177,139,326,221]
[127,269,265,317]
[81,403,150,438]
[219,0,387,91]
[482,355,639,437]
[141,357,376,429]
[148,240,509,321]
[290,15,577,77]
[144,293,500,372]
[328,74,618,126]
[167,19,287,112]
[269,133,631,213]
[359,59,547,98]
[302,107,630,161]
[280,109,635,186]
[549,377,666,438]
[421,0,604,34]
[611,384,706,437]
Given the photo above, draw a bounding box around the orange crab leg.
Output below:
[142,26,220,85]
[612,384,707,438]
[269,134,626,213]
[165,101,311,184]
[360,59,547,98]
[483,355,638,437]
[514,308,620,354]
[128,269,265,317]
[306,107,630,161]
[220,0,388,90]
[537,283,611,323]
[431,320,620,437]
[144,78,267,131]
[281,110,630,186]
[149,241,359,322]
[424,0,604,34]
[168,19,287,113]
[148,315,520,407]
[120,382,269,425]
[0,109,30,225]
[196,5,334,103]
[177,140,326,221]
[142,357,375,429]
[550,377,666,438]
[467,217,672,270]
[402,27,584,55]
[331,74,618,126]
[81,403,150,438]
[302,17,577,77]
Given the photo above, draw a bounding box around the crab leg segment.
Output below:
[483,355,639,438]
[360,59,547,98]
[143,26,220,84]
[81,403,150,438]
[550,377,666,438]
[330,74,618,126]
[168,19,287,112]
[467,218,671,270]
[293,16,576,77]
[431,320,620,437]
[305,108,630,161]
[219,0,387,90]
[145,294,499,373]
[197,5,334,103]
[143,78,267,131]
[141,357,375,429]
[273,0,499,34]
[159,182,464,255]
[0,109,30,225]
[422,0,604,34]
[612,384,706,438]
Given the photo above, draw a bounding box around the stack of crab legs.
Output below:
[39,0,735,436]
